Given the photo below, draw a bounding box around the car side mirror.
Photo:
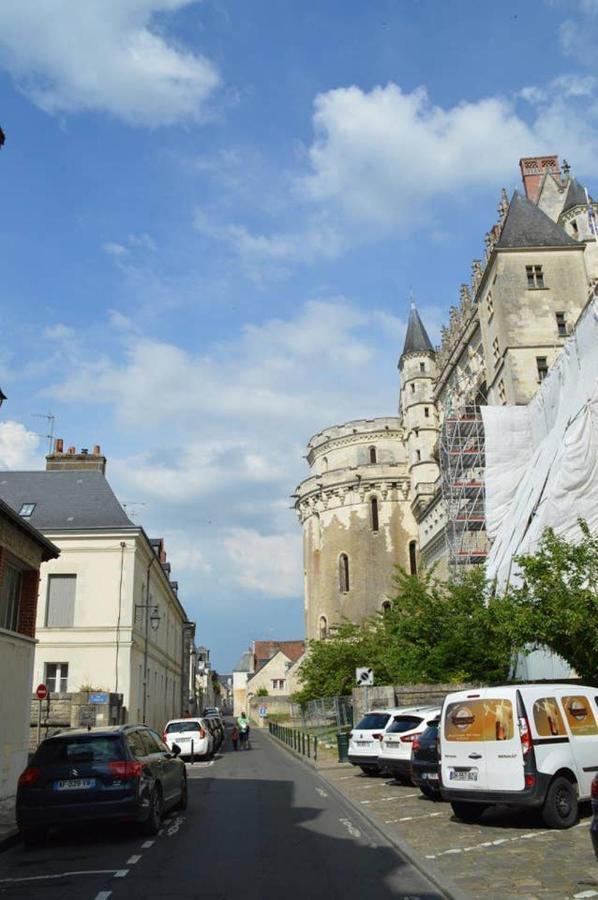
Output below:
[171,743,182,757]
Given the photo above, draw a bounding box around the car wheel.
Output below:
[141,784,163,835]
[450,800,487,823]
[360,766,378,776]
[175,775,188,811]
[20,826,48,846]
[542,776,578,829]
[420,784,440,801]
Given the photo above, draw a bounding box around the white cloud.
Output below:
[0,421,41,469]
[0,1,220,126]
[223,528,302,598]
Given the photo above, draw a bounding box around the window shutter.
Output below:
[46,575,76,627]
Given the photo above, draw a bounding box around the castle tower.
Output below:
[295,416,418,641]
[399,303,439,494]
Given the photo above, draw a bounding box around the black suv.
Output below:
[410,717,441,800]
[16,725,187,844]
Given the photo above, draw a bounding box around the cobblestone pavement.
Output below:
[317,761,598,899]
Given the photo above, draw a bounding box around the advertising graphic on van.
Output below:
[533,697,567,737]
[444,699,514,742]
[562,695,598,736]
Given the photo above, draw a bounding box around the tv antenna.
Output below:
[121,500,147,521]
[31,412,56,454]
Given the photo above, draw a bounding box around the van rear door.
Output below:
[442,691,488,791]
[557,691,598,798]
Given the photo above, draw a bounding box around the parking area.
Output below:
[320,763,598,899]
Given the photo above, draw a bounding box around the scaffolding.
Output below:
[440,404,490,570]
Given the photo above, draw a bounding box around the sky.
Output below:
[1,0,598,672]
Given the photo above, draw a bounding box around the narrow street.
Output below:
[0,729,444,900]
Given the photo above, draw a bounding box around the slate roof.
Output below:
[562,177,591,214]
[233,650,254,673]
[0,470,134,531]
[0,495,59,560]
[497,190,578,249]
[401,305,434,356]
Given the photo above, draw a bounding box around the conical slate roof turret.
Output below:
[561,177,591,214]
[497,191,578,249]
[401,302,434,358]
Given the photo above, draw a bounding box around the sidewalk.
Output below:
[0,796,18,851]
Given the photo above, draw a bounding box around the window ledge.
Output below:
[0,626,37,646]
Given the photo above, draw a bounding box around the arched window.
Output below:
[370,496,379,532]
[381,600,392,614]
[319,615,328,640]
[339,554,350,593]
[321,456,328,473]
[409,540,418,576]
[369,446,377,464]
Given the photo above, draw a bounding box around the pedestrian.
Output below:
[231,724,239,751]
[237,711,250,750]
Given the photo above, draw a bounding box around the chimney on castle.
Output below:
[46,439,107,474]
[519,155,561,203]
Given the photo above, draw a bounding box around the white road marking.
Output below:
[316,787,328,798]
[167,815,185,836]
[114,870,129,878]
[141,840,154,849]
[425,829,550,859]
[126,855,142,865]
[574,891,598,898]
[94,893,112,900]
[0,871,119,885]
[384,812,443,824]
[339,817,362,839]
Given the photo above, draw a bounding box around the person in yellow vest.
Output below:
[237,712,250,749]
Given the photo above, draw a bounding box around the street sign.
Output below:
[259,706,268,717]
[36,683,48,700]
[356,667,374,686]
[89,692,109,704]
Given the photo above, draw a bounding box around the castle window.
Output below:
[319,615,328,640]
[339,554,350,593]
[322,456,328,473]
[526,265,545,288]
[410,383,415,393]
[381,601,392,614]
[498,380,507,405]
[492,336,500,364]
[536,356,548,381]
[415,449,421,461]
[486,291,494,319]
[409,540,417,576]
[369,446,377,464]
[571,219,579,236]
[424,407,430,418]
[555,312,567,337]
[419,362,425,373]
[370,497,379,532]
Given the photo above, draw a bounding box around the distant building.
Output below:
[0,440,195,731]
[0,496,58,802]
[232,639,305,716]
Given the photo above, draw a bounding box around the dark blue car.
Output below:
[16,725,187,844]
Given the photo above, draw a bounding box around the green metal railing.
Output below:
[268,722,318,761]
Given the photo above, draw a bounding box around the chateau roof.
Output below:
[497,190,578,249]
[0,470,134,531]
[254,639,305,670]
[401,305,434,356]
[561,177,591,214]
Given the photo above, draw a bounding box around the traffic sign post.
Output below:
[35,684,48,747]
[355,668,374,715]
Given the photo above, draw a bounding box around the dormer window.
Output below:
[19,503,36,518]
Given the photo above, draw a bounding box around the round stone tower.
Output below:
[294,417,417,641]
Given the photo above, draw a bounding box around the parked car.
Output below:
[163,717,214,759]
[377,707,440,783]
[203,713,226,750]
[348,708,406,775]
[203,706,220,717]
[16,725,187,844]
[410,716,441,799]
[591,774,598,858]
[440,683,598,828]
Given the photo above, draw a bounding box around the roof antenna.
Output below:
[31,411,56,454]
[409,289,416,311]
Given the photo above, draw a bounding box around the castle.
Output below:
[295,155,597,641]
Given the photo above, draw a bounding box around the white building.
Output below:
[0,442,195,732]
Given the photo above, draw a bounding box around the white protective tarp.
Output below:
[482,295,598,588]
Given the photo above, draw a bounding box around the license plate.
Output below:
[54,778,95,790]
[449,769,478,782]
[356,741,371,746]
[177,736,191,742]
[423,772,439,781]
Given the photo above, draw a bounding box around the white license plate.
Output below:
[356,741,371,747]
[54,778,95,791]
[422,772,439,781]
[449,769,478,782]
[176,736,191,742]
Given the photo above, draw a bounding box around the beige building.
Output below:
[232,640,304,715]
[297,154,597,637]
[0,442,195,732]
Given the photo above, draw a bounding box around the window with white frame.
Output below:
[45,662,68,693]
[271,679,286,690]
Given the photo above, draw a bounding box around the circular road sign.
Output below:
[36,683,48,700]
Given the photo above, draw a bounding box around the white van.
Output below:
[377,707,440,782]
[440,684,598,828]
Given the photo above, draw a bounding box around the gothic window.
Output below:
[424,407,430,418]
[526,265,545,288]
[536,356,548,381]
[409,541,417,576]
[555,312,567,337]
[370,496,379,532]
[319,616,328,640]
[492,337,500,364]
[339,554,350,593]
[369,446,377,464]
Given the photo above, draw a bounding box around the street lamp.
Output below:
[149,605,161,631]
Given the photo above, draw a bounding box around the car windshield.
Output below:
[421,722,439,741]
[355,713,390,730]
[35,736,122,764]
[165,721,203,733]
[386,715,423,734]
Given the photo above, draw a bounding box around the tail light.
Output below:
[525,773,536,788]
[400,734,416,743]
[592,776,598,799]
[199,728,206,739]
[372,733,383,741]
[18,767,41,787]
[518,717,532,756]
[109,760,144,780]
[412,736,421,752]
[162,731,168,743]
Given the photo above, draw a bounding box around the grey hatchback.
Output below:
[16,725,187,844]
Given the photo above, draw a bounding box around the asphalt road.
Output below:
[0,728,445,900]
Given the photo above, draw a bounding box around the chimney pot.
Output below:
[519,155,560,203]
[68,446,76,455]
[55,438,64,453]
[93,445,101,455]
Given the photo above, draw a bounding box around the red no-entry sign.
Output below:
[36,683,48,700]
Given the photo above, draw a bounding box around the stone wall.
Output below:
[29,691,124,750]
[248,694,292,725]
[352,682,481,723]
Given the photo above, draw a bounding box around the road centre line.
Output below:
[141,840,154,849]
[0,870,120,885]
[126,855,142,865]
[94,893,112,900]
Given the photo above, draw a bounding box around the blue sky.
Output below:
[1,0,597,672]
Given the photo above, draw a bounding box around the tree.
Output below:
[510,521,598,682]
